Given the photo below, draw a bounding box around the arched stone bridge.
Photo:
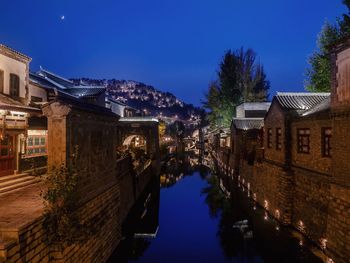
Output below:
[117,117,160,161]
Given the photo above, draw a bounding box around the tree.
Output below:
[305,1,350,92]
[203,48,270,128]
[305,22,341,92]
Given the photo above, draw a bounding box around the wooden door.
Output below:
[0,135,15,176]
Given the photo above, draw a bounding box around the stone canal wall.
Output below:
[213,148,349,263]
[0,100,158,263]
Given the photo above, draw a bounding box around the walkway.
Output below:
[0,184,43,231]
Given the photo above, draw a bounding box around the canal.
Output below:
[108,156,323,263]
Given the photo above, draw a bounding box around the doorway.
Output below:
[0,134,15,176]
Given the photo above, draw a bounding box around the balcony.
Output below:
[0,115,27,129]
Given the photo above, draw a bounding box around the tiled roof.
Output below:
[65,88,106,98]
[38,68,75,89]
[301,96,331,116]
[275,92,330,111]
[0,93,40,112]
[29,72,57,89]
[232,118,264,130]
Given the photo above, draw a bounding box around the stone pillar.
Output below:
[42,102,72,169]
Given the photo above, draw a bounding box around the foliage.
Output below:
[305,22,341,92]
[305,1,350,92]
[41,146,93,246]
[203,48,270,127]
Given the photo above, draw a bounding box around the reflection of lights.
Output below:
[264,212,268,220]
[275,226,280,231]
[326,258,334,263]
[299,240,303,246]
[253,193,257,201]
[253,206,256,210]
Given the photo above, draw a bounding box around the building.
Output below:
[213,41,350,262]
[0,45,47,178]
[106,98,138,117]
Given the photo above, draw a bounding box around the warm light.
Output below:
[275,209,280,219]
[253,193,257,201]
[299,240,303,246]
[253,206,256,210]
[275,226,280,231]
[10,111,27,117]
[326,258,334,263]
[298,221,305,232]
[264,212,268,220]
[264,200,269,209]
[28,130,47,136]
[320,238,327,250]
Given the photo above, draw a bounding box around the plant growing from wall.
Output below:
[41,146,93,246]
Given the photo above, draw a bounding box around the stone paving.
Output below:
[0,184,43,230]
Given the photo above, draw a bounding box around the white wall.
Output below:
[0,53,27,99]
[110,102,125,117]
[28,83,47,102]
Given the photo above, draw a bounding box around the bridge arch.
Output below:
[117,117,159,161]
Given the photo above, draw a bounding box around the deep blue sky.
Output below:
[0,1,346,106]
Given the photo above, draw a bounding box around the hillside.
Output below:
[72,78,202,120]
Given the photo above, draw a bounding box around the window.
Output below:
[31,96,43,103]
[26,130,47,157]
[0,70,4,93]
[276,128,282,150]
[297,129,310,153]
[267,128,272,148]
[322,128,332,157]
[9,74,20,97]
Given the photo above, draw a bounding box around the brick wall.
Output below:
[291,117,332,175]
[292,168,331,243]
[0,100,157,263]
[2,183,121,263]
[264,102,286,165]
[326,184,350,263]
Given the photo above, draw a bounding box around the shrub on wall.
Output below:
[40,146,93,246]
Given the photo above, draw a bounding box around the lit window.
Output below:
[276,128,282,150]
[297,129,310,154]
[322,128,332,157]
[26,130,48,157]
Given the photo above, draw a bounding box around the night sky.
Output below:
[0,0,346,106]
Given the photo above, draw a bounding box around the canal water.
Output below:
[108,156,323,263]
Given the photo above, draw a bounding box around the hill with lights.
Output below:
[71,78,202,121]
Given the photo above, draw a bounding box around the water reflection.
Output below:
[109,157,322,263]
[160,154,209,188]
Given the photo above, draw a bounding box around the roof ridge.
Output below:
[0,44,31,61]
[276,92,330,96]
[39,67,74,84]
